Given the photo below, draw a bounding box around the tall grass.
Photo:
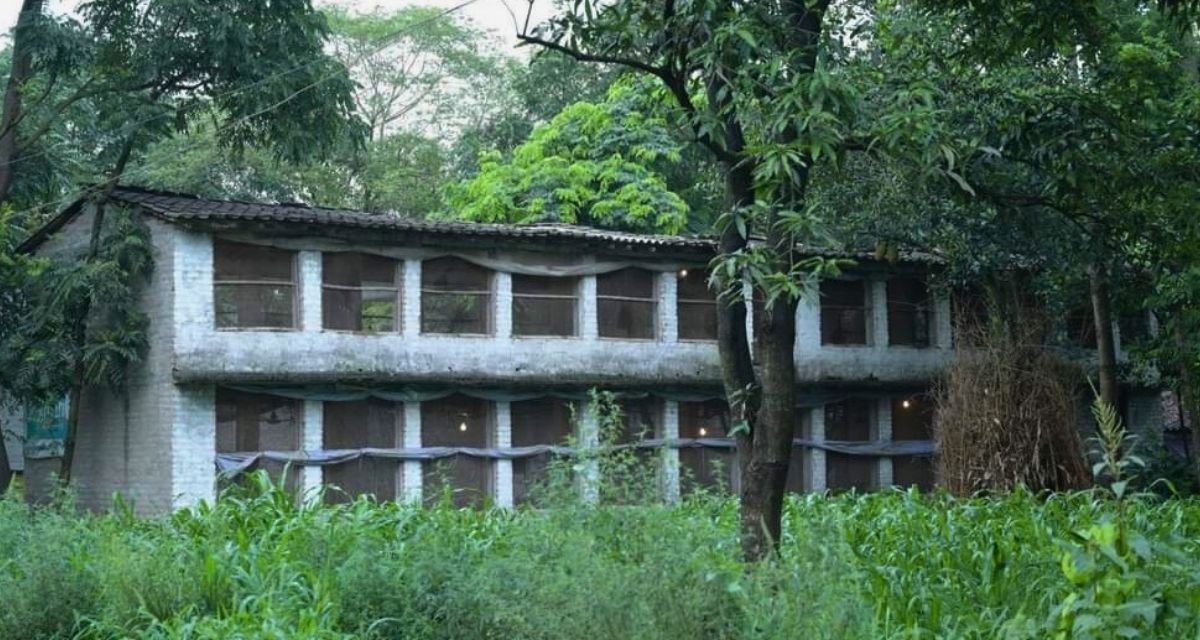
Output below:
[0,474,1197,638]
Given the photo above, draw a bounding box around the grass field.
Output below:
[0,471,1198,639]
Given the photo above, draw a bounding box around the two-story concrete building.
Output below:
[12,186,1150,513]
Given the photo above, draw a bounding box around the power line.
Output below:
[3,0,482,221]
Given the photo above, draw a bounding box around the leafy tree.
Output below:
[518,0,969,559]
[0,0,362,484]
[444,79,690,233]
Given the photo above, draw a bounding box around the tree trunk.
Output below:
[1088,262,1118,408]
[1173,314,1200,484]
[0,0,44,207]
[59,140,135,486]
[0,416,11,494]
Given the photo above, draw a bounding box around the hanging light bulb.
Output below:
[458,421,468,432]
[901,399,912,409]
[698,427,708,437]
[679,269,689,278]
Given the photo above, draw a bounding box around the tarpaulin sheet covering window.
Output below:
[511,398,574,504]
[677,269,717,341]
[323,253,400,332]
[887,277,930,347]
[421,257,491,335]
[421,394,490,507]
[214,240,296,329]
[216,388,301,492]
[825,399,875,492]
[322,399,401,503]
[598,268,656,339]
[820,280,868,345]
[891,395,935,491]
[512,275,577,337]
[678,400,733,493]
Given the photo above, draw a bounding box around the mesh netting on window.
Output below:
[891,394,935,490]
[887,277,931,347]
[322,399,400,503]
[820,280,867,345]
[597,268,656,339]
[785,408,810,493]
[825,399,875,491]
[421,257,491,334]
[511,398,574,504]
[421,394,490,507]
[677,269,717,341]
[678,400,733,493]
[322,253,400,332]
[512,275,577,337]
[213,240,297,329]
[216,388,301,492]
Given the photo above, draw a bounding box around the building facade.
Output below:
[12,187,1153,513]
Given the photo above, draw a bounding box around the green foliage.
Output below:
[0,207,153,403]
[444,79,690,234]
[4,475,1200,638]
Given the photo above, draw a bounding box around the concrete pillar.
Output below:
[875,398,893,489]
[870,279,889,348]
[796,289,821,357]
[403,259,422,338]
[580,275,599,340]
[808,405,827,492]
[176,230,214,334]
[299,250,322,332]
[494,272,513,339]
[301,400,323,501]
[578,401,600,503]
[934,293,953,349]
[494,401,513,507]
[401,402,422,503]
[662,400,680,503]
[171,385,216,509]
[659,271,678,343]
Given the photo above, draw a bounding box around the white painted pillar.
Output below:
[808,405,827,492]
[578,401,600,503]
[176,231,215,335]
[301,400,323,501]
[662,400,680,503]
[795,289,821,357]
[934,293,953,349]
[875,398,893,489]
[403,259,422,337]
[299,250,322,332]
[870,279,889,348]
[658,271,678,343]
[401,402,422,503]
[494,272,513,338]
[171,385,216,509]
[580,275,599,340]
[494,401,513,507]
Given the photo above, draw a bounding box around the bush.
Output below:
[0,471,1198,639]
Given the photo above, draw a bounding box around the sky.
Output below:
[0,0,558,52]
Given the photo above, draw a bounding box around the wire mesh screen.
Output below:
[421,257,491,334]
[213,240,296,329]
[677,269,717,341]
[820,279,868,345]
[1066,306,1097,347]
[891,395,935,490]
[511,398,574,504]
[421,394,491,507]
[825,400,875,492]
[322,399,400,504]
[597,268,656,339]
[512,275,577,337]
[887,277,931,347]
[678,400,733,493]
[322,253,400,332]
[215,388,301,492]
